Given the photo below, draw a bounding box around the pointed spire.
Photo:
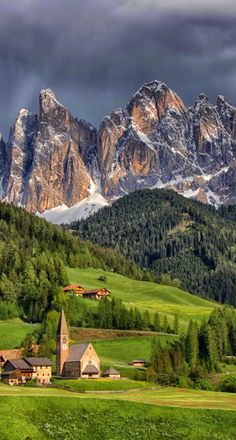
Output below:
[56,309,69,336]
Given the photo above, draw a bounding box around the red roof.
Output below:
[64,285,84,292]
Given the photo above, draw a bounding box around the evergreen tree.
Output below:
[173,313,179,335]
[185,320,199,370]
[153,312,161,332]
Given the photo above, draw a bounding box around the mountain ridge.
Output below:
[1,80,236,222]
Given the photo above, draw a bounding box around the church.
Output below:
[56,310,101,379]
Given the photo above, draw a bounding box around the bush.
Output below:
[194,379,214,391]
[177,376,194,389]
[220,375,236,393]
[0,301,19,320]
[97,275,107,282]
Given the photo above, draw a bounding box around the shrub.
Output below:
[194,379,214,391]
[220,375,236,393]
[177,376,194,389]
[97,275,107,282]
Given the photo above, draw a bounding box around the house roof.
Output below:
[56,309,69,336]
[82,364,100,374]
[64,285,84,291]
[66,343,90,362]
[25,357,53,367]
[104,367,120,375]
[5,359,32,370]
[82,288,110,295]
[0,349,23,361]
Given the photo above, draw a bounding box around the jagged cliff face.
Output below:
[0,89,97,212]
[1,80,236,219]
[97,81,236,205]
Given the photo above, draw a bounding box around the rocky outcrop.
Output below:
[97,81,236,205]
[1,89,97,212]
[2,80,236,219]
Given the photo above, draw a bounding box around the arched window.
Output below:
[63,336,67,344]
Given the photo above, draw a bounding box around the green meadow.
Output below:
[92,335,174,368]
[0,318,39,350]
[0,386,236,439]
[67,267,217,328]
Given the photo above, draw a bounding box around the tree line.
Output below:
[151,306,236,385]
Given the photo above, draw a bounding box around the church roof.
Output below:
[82,364,99,374]
[56,309,69,336]
[66,343,90,362]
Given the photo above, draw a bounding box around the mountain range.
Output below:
[1,80,236,223]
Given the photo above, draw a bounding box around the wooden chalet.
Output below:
[1,357,52,385]
[56,310,101,378]
[63,284,110,301]
[81,288,110,301]
[131,359,146,367]
[63,285,85,295]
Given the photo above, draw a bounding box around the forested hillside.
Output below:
[0,202,146,322]
[72,189,236,306]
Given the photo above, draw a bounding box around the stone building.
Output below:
[56,310,100,379]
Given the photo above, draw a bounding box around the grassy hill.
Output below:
[67,267,217,328]
[72,188,236,306]
[0,318,38,350]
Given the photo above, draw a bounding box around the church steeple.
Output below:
[56,309,69,376]
[56,309,69,337]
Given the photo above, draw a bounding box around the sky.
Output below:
[1,0,236,138]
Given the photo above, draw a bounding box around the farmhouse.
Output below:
[63,285,110,301]
[131,360,146,367]
[81,288,110,301]
[1,357,52,385]
[63,284,85,295]
[56,310,100,379]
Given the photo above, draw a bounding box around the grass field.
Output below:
[0,318,39,350]
[67,268,217,327]
[0,386,236,439]
[92,335,174,367]
[52,378,153,392]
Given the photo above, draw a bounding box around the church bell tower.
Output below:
[56,309,69,376]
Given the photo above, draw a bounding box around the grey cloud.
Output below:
[0,0,236,139]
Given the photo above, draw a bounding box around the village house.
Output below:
[103,367,120,379]
[63,285,110,301]
[131,359,146,367]
[81,288,110,301]
[63,284,85,295]
[56,310,101,379]
[1,357,52,385]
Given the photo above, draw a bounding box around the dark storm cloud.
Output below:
[1,0,236,138]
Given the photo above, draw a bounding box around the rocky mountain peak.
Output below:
[2,80,236,223]
[39,88,59,112]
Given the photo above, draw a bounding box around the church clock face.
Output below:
[62,336,67,350]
